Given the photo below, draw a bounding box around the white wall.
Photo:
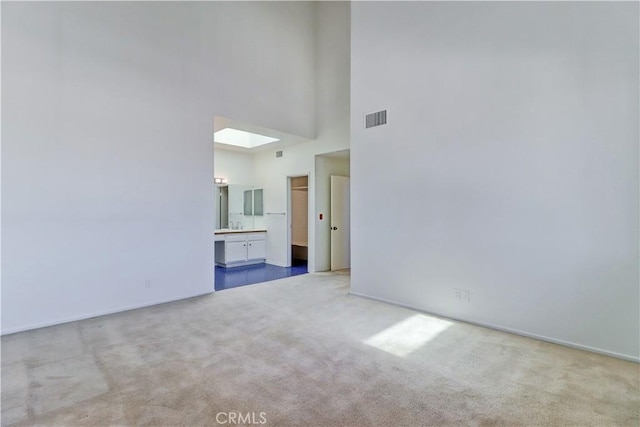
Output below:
[214,149,255,187]
[253,139,350,271]
[315,154,350,271]
[253,145,314,268]
[1,2,316,333]
[350,2,639,360]
[252,1,351,271]
[291,188,309,246]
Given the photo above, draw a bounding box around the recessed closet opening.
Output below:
[289,175,309,270]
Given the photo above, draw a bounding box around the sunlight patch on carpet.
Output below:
[364,314,453,357]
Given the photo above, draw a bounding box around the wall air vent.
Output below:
[276,150,283,158]
[365,110,387,129]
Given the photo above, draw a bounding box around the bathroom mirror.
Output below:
[216,184,264,231]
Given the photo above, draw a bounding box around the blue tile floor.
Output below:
[215,259,308,291]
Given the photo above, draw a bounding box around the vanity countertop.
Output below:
[215,229,267,235]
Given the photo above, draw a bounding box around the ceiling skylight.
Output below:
[214,128,279,149]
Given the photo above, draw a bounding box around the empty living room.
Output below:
[1,1,638,426]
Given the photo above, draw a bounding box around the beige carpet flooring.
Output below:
[2,271,639,426]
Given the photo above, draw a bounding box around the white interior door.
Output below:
[331,175,350,270]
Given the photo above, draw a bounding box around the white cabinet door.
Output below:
[247,239,266,260]
[226,241,247,263]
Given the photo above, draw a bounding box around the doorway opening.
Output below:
[315,149,350,272]
[288,175,309,270]
[213,116,310,291]
[330,175,350,271]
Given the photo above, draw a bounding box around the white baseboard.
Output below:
[349,291,640,363]
[1,290,214,336]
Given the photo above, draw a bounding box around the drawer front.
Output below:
[224,233,267,242]
[226,232,266,242]
[245,232,266,241]
[225,234,248,243]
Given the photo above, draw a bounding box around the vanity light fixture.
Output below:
[214,177,227,185]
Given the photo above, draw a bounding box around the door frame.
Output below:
[286,174,310,268]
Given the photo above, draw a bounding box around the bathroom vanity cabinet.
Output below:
[215,230,266,267]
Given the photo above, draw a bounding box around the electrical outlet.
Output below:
[454,288,461,299]
[145,280,152,288]
[463,290,470,302]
